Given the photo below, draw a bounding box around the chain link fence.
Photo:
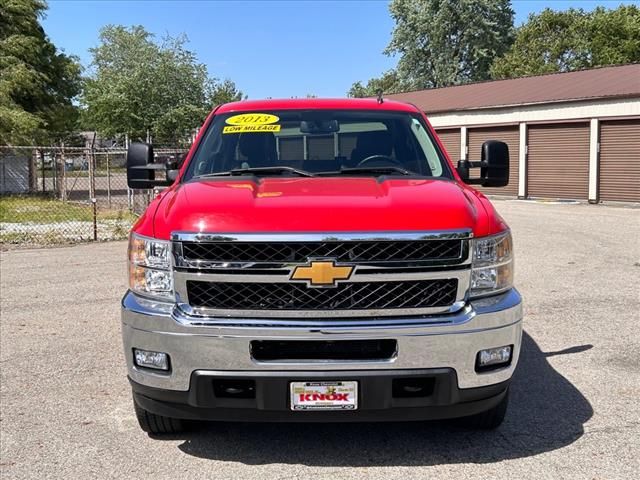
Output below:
[0,146,187,246]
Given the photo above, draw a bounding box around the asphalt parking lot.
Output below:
[1,200,639,479]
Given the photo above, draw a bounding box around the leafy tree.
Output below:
[0,0,82,145]
[492,5,640,78]
[211,78,245,105]
[83,25,243,144]
[385,0,515,89]
[589,6,640,66]
[348,70,404,98]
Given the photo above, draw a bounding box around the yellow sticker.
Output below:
[223,124,281,134]
[225,113,279,126]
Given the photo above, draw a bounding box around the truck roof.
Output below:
[215,97,421,114]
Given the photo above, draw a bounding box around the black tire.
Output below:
[460,388,509,430]
[133,397,186,434]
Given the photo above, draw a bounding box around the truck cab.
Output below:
[123,98,522,433]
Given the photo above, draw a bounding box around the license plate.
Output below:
[290,381,358,411]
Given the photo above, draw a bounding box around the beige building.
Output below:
[388,64,640,203]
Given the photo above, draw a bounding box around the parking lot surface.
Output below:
[1,200,639,479]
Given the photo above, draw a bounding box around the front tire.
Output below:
[460,388,509,429]
[133,396,186,434]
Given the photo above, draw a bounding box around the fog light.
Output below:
[134,349,169,371]
[476,345,512,372]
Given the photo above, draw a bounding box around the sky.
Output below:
[42,0,639,99]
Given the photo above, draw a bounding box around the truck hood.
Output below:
[149,177,502,239]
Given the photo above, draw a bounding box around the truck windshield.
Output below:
[184,110,453,180]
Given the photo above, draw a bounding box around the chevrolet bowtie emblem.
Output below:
[290,260,354,287]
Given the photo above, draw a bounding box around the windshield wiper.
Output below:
[335,166,413,176]
[198,166,316,178]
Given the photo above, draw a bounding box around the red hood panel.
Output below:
[150,177,496,239]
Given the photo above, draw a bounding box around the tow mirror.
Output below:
[126,142,175,189]
[456,140,509,187]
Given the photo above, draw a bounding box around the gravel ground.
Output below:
[1,200,639,479]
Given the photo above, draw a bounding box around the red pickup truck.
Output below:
[123,98,522,434]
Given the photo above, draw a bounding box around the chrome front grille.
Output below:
[181,239,462,264]
[171,231,472,319]
[186,279,458,311]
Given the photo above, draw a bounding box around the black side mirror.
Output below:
[456,140,509,188]
[126,142,174,189]
[166,160,180,182]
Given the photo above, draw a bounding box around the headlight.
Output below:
[128,233,174,299]
[470,231,514,298]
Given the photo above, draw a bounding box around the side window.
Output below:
[412,118,443,176]
[307,135,334,160]
[338,133,358,157]
[278,137,304,162]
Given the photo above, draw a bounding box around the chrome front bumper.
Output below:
[121,289,523,392]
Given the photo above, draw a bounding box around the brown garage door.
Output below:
[527,123,590,199]
[599,119,640,203]
[435,128,461,162]
[468,126,519,196]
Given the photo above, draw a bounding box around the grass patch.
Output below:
[0,195,137,224]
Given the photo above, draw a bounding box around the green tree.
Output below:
[211,78,245,105]
[385,0,515,89]
[491,5,640,79]
[348,70,403,98]
[0,0,82,145]
[83,25,243,144]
